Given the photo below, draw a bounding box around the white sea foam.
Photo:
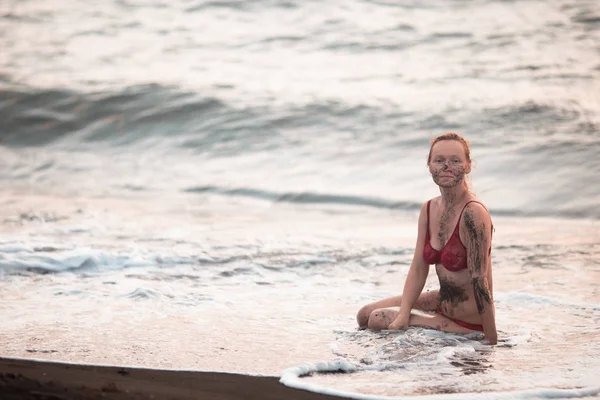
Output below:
[280,366,600,400]
[281,359,600,400]
[284,322,596,399]
[0,241,188,274]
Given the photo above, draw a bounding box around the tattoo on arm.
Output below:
[472,277,492,314]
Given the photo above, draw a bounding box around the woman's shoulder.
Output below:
[416,197,440,222]
[464,197,490,214]
[425,196,442,207]
[462,197,492,226]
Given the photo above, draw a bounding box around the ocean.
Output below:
[1,0,599,398]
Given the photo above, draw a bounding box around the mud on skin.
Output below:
[430,162,467,189]
[472,277,492,315]
[438,277,469,315]
[438,202,456,246]
[463,208,492,314]
[463,209,484,274]
[373,310,393,326]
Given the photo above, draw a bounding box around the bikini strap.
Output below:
[425,200,431,238]
[458,200,483,219]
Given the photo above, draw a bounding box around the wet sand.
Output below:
[0,356,341,400]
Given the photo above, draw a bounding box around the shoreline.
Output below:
[0,356,342,400]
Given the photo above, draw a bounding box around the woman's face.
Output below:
[428,140,471,188]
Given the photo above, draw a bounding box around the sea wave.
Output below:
[182,184,600,219]
[3,84,597,149]
[0,85,229,148]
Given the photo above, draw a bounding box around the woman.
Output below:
[356,132,497,345]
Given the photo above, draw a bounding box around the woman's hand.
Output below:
[388,312,410,330]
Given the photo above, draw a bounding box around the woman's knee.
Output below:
[356,304,373,327]
[366,308,395,331]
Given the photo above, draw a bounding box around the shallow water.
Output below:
[0,194,598,398]
[1,0,600,398]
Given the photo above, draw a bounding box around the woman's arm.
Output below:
[389,202,431,329]
[462,203,497,345]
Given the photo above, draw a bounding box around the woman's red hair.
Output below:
[427,132,472,164]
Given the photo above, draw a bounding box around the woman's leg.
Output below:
[356,290,438,327]
[366,307,477,334]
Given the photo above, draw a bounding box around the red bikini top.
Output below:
[422,200,492,271]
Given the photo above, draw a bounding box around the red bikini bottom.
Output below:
[436,307,484,332]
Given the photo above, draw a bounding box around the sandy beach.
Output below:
[0,356,343,400]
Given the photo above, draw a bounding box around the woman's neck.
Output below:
[439,183,470,208]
